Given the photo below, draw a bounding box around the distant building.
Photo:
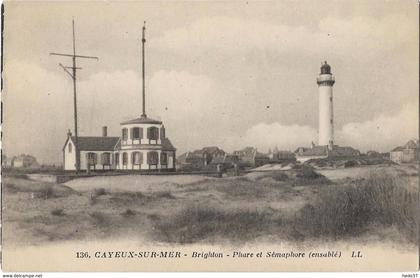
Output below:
[210,154,239,168]
[366,150,381,157]
[268,147,296,162]
[295,142,360,163]
[233,147,256,165]
[177,146,225,170]
[390,140,419,164]
[10,154,39,168]
[2,155,10,168]
[63,125,176,171]
[233,147,269,167]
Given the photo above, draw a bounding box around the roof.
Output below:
[295,146,328,157]
[114,138,121,150]
[177,152,188,162]
[296,145,360,157]
[210,154,239,164]
[391,139,419,152]
[69,136,120,151]
[233,147,257,156]
[190,147,224,156]
[177,151,203,163]
[161,138,176,151]
[121,116,162,125]
[405,140,419,149]
[321,61,331,74]
[329,146,360,156]
[391,146,405,152]
[202,146,224,154]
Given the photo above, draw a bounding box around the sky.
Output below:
[3,1,419,164]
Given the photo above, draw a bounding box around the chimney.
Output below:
[102,126,107,137]
[67,129,72,138]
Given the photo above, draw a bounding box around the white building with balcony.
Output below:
[62,22,176,172]
[62,123,176,172]
[115,116,176,170]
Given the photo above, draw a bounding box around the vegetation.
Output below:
[51,209,65,216]
[295,172,418,243]
[152,205,271,244]
[93,188,107,197]
[2,165,418,247]
[121,209,136,217]
[152,171,417,244]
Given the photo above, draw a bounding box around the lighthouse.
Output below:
[316,61,335,148]
[294,62,361,162]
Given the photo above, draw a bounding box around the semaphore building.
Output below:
[63,22,176,172]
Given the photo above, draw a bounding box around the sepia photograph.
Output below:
[1,0,419,272]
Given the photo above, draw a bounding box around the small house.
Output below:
[390,140,419,164]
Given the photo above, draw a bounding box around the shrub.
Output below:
[295,172,418,243]
[152,205,271,244]
[5,182,19,193]
[152,191,176,199]
[271,172,288,182]
[37,186,55,199]
[121,209,136,217]
[216,179,267,198]
[93,188,106,197]
[51,209,65,216]
[254,172,288,182]
[12,174,29,180]
[297,165,321,179]
[344,160,358,168]
[89,212,108,226]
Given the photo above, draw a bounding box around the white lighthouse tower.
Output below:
[316,61,335,148]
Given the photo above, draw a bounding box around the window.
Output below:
[147,127,159,140]
[122,128,128,141]
[160,152,168,165]
[87,153,97,165]
[115,153,120,165]
[68,143,72,153]
[122,152,128,165]
[147,151,159,165]
[101,153,111,165]
[132,127,142,139]
[131,152,143,165]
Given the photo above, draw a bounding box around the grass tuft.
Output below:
[152,191,176,199]
[295,172,418,242]
[121,209,136,217]
[89,212,109,227]
[37,186,55,199]
[51,209,65,216]
[93,188,107,197]
[152,205,271,244]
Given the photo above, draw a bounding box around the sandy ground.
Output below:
[65,174,214,192]
[2,163,417,272]
[317,164,418,189]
